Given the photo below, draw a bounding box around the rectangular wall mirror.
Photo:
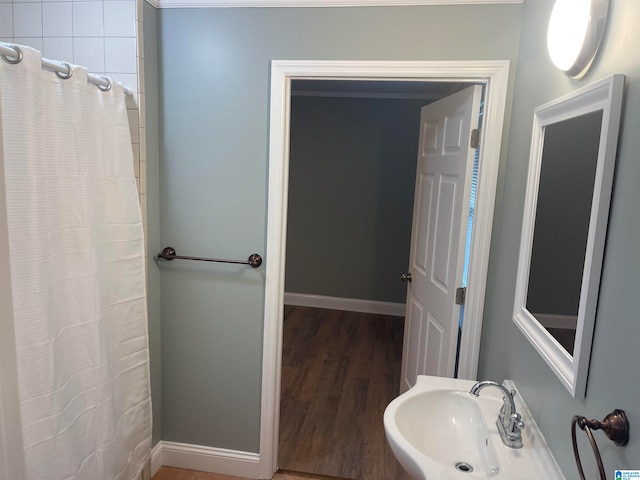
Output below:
[513,74,625,398]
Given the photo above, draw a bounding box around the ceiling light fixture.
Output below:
[547,0,610,79]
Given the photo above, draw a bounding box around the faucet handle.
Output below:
[508,412,525,433]
[499,390,517,418]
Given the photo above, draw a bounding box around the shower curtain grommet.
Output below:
[97,77,112,92]
[1,45,23,65]
[54,62,73,80]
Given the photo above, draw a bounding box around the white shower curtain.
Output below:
[0,46,151,479]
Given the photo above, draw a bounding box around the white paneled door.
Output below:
[401,85,482,391]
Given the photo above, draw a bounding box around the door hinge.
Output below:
[470,129,480,149]
[455,287,466,305]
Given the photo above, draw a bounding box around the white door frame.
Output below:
[258,60,510,478]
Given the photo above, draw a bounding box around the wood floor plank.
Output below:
[279,306,411,480]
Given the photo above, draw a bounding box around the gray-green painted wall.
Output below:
[478,1,640,477]
[144,1,162,447]
[155,4,522,452]
[286,96,424,304]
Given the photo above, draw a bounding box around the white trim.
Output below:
[284,292,406,317]
[151,0,523,8]
[260,60,511,478]
[150,442,163,478]
[455,61,510,381]
[158,441,261,478]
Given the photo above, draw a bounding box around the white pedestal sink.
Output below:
[383,375,565,479]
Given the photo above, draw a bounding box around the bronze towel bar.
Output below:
[156,247,262,268]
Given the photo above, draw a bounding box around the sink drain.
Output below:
[455,462,474,473]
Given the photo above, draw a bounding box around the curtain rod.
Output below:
[0,43,134,97]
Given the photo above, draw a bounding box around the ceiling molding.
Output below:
[147,0,522,9]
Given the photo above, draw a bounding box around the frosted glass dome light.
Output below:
[547,0,610,79]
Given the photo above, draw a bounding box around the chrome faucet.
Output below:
[469,380,525,449]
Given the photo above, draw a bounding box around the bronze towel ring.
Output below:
[571,409,629,480]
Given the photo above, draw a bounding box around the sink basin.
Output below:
[383,376,565,479]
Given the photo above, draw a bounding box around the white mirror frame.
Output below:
[513,74,624,398]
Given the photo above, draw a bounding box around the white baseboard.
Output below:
[284,292,405,317]
[155,441,261,478]
[150,442,163,478]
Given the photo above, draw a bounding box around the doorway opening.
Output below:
[259,60,510,479]
[281,80,471,478]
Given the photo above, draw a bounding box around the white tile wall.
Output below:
[104,0,135,37]
[112,72,137,94]
[0,0,138,94]
[43,2,73,36]
[43,36,73,61]
[13,36,42,50]
[105,37,136,72]
[13,3,42,36]
[73,36,105,72]
[73,2,104,37]
[0,5,14,36]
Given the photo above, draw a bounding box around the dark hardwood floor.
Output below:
[278,305,411,480]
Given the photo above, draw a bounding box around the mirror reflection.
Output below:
[526,111,603,355]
